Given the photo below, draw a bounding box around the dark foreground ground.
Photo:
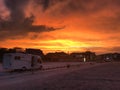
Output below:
[0,62,120,90]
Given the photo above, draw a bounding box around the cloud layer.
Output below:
[0,0,60,40]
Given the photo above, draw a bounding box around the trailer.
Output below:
[3,53,42,70]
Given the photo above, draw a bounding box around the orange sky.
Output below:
[0,0,120,54]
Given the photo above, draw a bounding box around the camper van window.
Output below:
[15,56,21,60]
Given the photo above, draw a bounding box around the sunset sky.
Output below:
[0,0,120,54]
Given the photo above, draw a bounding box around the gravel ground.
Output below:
[38,62,120,90]
[0,62,120,90]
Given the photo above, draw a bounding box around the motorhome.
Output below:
[3,53,42,70]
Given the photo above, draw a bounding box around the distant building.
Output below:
[96,53,120,62]
[112,53,120,61]
[45,52,69,62]
[70,52,85,62]
[70,51,96,62]
[98,53,113,62]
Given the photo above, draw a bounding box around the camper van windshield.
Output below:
[15,56,21,60]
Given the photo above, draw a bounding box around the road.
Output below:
[0,62,120,90]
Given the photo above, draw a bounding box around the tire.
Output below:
[22,67,27,71]
[39,65,43,70]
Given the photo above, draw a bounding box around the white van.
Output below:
[3,53,42,70]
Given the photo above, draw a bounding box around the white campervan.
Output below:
[3,53,42,70]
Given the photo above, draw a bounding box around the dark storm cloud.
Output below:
[33,0,120,16]
[70,0,120,33]
[34,0,65,11]
[36,0,50,11]
[0,0,120,40]
[95,15,120,32]
[62,0,105,14]
[0,0,60,40]
[37,0,120,29]
[34,0,110,14]
[4,0,29,22]
[62,0,120,14]
[35,0,120,32]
